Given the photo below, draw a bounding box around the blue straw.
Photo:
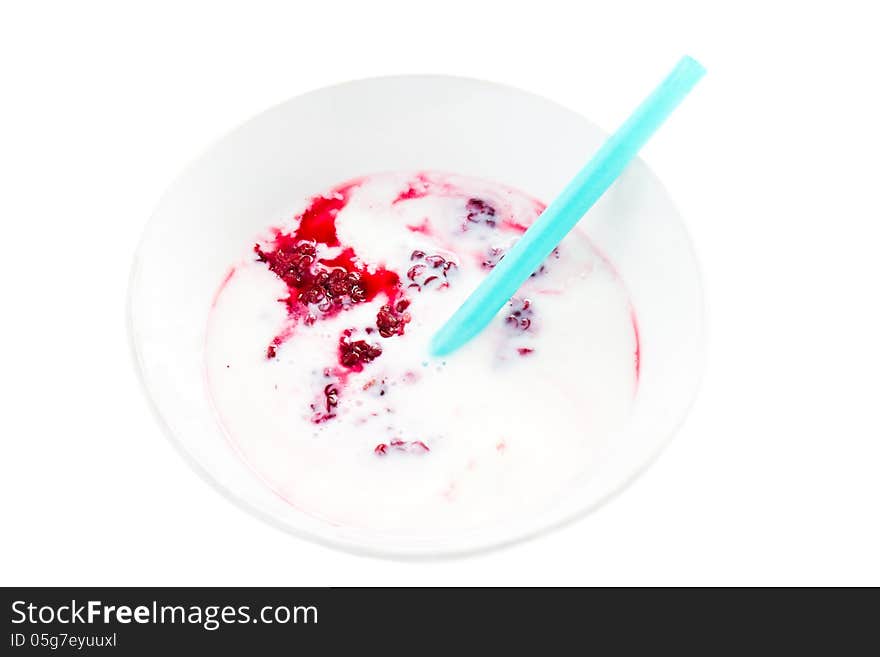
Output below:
[430,55,705,357]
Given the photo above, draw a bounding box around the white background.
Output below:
[2,1,878,586]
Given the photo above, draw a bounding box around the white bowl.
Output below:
[129,75,705,558]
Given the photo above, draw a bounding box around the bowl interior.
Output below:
[129,75,704,557]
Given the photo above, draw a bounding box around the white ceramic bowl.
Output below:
[129,75,705,557]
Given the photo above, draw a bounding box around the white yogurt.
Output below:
[206,172,638,533]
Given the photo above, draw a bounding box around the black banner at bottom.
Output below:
[2,587,876,653]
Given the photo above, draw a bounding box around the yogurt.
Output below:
[206,172,638,533]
